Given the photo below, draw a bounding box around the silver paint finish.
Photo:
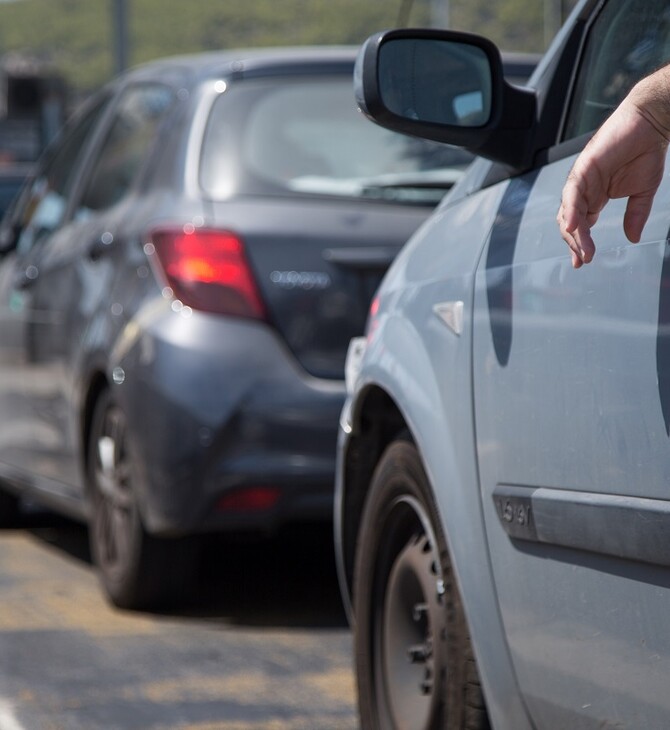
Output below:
[472,153,670,728]
[337,181,536,730]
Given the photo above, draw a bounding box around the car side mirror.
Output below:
[355,29,538,170]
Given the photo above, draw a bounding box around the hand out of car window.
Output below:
[558,63,670,268]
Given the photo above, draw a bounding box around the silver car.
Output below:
[336,1,670,728]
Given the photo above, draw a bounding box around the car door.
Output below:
[19,82,174,492]
[0,96,110,480]
[473,1,670,727]
[0,200,37,476]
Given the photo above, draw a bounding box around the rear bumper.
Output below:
[114,306,345,536]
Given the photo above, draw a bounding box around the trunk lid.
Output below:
[207,196,430,379]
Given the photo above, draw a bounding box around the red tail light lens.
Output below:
[149,227,266,319]
[216,486,281,513]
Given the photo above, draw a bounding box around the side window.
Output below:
[13,94,110,254]
[564,0,670,139]
[77,84,174,215]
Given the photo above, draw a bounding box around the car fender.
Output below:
[337,179,535,730]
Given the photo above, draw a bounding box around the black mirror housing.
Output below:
[355,28,538,171]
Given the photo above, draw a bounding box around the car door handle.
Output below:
[87,231,115,261]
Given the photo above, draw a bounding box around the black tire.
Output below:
[353,438,490,730]
[87,388,196,610]
[0,487,20,528]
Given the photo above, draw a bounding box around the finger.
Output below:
[558,204,588,265]
[560,183,584,234]
[623,193,655,243]
[571,223,596,264]
[586,210,600,227]
[558,207,581,257]
[558,190,598,266]
[560,159,598,233]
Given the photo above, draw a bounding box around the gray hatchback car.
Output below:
[336,1,670,729]
[0,46,480,610]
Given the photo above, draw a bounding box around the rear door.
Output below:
[0,234,36,476]
[473,1,670,726]
[0,96,109,481]
[20,83,174,491]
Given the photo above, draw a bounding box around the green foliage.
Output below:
[0,0,577,95]
[450,0,579,52]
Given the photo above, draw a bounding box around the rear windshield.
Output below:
[199,76,472,206]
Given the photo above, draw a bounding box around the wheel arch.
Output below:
[336,344,536,730]
[80,370,110,495]
[337,383,411,609]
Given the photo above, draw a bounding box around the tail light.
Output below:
[148,227,266,319]
[216,486,282,513]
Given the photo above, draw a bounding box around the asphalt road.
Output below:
[0,507,359,730]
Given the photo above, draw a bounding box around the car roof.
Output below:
[121,46,360,87]
[120,44,540,90]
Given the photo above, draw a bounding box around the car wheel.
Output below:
[0,487,20,528]
[87,388,195,610]
[353,438,489,730]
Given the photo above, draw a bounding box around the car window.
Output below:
[0,174,28,221]
[564,0,670,139]
[13,94,111,255]
[200,77,473,206]
[77,84,174,215]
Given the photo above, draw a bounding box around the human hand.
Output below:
[557,69,670,268]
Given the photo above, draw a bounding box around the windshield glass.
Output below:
[200,76,473,206]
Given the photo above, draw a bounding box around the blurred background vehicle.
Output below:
[0,163,30,219]
[0,59,68,218]
[0,45,538,612]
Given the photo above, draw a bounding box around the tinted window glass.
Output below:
[78,84,173,214]
[13,94,110,254]
[0,174,27,220]
[564,0,670,139]
[200,77,472,206]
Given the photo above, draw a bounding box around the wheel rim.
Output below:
[91,402,134,579]
[375,496,447,730]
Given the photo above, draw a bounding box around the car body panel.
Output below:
[473,154,670,727]
[207,196,429,378]
[0,165,31,220]
[0,246,35,475]
[337,181,535,729]
[111,301,346,534]
[336,0,670,726]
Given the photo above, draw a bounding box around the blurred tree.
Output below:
[0,0,578,96]
[450,0,580,52]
